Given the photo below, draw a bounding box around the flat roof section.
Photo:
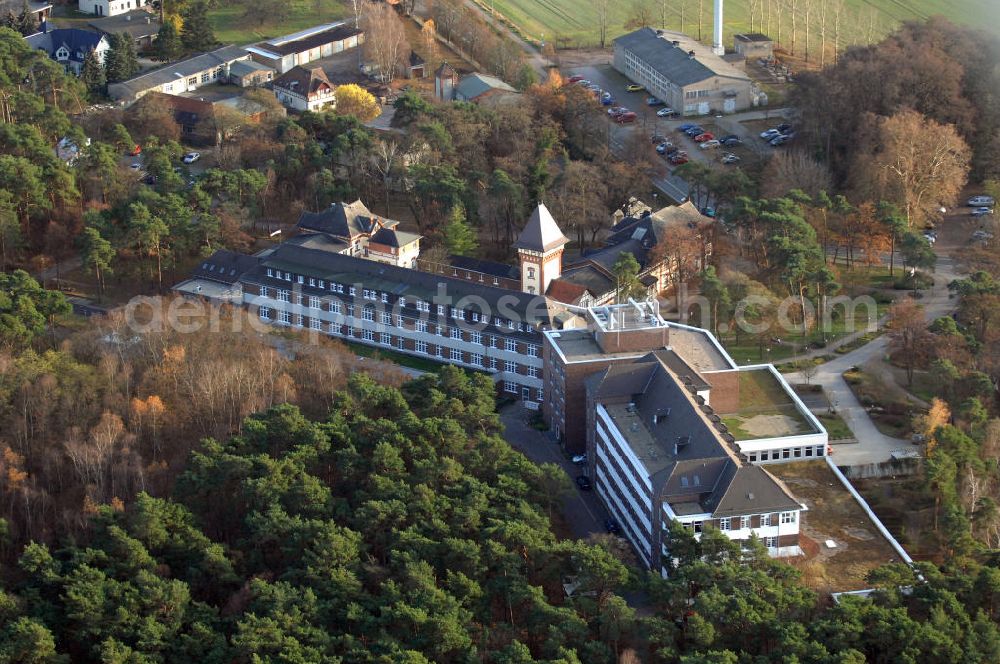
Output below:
[770,461,903,593]
[718,368,818,440]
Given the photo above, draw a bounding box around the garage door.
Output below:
[697,102,710,115]
[723,98,736,113]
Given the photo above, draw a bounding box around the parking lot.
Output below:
[562,59,793,203]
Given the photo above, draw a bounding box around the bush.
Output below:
[894,272,934,290]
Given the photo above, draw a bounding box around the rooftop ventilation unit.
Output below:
[709,414,721,424]
[701,404,715,415]
[677,435,691,448]
[626,402,637,413]
[715,422,729,433]
[722,433,736,443]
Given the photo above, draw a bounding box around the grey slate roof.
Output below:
[448,255,519,280]
[455,72,517,101]
[614,27,750,86]
[296,200,398,239]
[555,264,614,299]
[515,203,569,253]
[241,243,565,327]
[230,59,273,78]
[370,227,420,248]
[110,45,249,99]
[25,28,104,64]
[193,249,261,284]
[591,353,799,518]
[89,9,160,39]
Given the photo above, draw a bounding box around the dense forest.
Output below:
[6,369,1000,662]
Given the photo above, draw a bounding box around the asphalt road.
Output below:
[499,404,608,539]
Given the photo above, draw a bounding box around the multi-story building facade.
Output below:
[175,241,566,404]
[613,27,758,115]
[586,352,805,571]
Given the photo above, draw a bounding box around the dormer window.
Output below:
[56,47,69,60]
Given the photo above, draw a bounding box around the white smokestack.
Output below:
[713,0,724,55]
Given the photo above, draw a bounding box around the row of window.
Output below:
[257,289,540,355]
[259,277,535,334]
[747,446,825,463]
[686,511,796,534]
[258,307,541,381]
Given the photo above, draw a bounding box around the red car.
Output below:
[693,132,715,143]
[567,74,585,83]
[669,153,689,165]
[129,144,142,156]
[617,112,637,123]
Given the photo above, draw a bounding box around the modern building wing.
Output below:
[108,44,251,101]
[245,21,363,74]
[586,351,806,570]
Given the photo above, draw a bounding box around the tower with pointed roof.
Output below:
[434,62,458,101]
[516,203,569,295]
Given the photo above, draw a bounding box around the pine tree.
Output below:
[180,0,216,54]
[80,50,106,95]
[442,204,477,257]
[155,18,182,61]
[104,33,139,83]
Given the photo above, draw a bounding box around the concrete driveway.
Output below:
[500,404,608,539]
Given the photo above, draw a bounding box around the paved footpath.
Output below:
[786,255,960,466]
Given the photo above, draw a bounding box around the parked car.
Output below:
[769,134,790,146]
[656,107,676,117]
[677,123,696,132]
[922,232,937,244]
[129,144,142,156]
[665,146,681,156]
[567,74,585,83]
[575,79,591,86]
[647,96,664,106]
[971,207,995,217]
[702,207,717,218]
[617,112,637,123]
[650,133,667,143]
[608,106,626,117]
[571,453,588,465]
[575,475,592,491]
[699,139,721,149]
[721,152,741,164]
[669,153,689,165]
[967,195,995,207]
[760,128,781,139]
[656,141,674,154]
[129,161,142,171]
[142,174,156,185]
[604,519,621,535]
[182,151,201,164]
[684,126,705,137]
[775,123,792,133]
[693,132,715,143]
[972,230,994,241]
[626,84,644,92]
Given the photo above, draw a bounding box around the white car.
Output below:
[656,107,675,117]
[129,162,141,170]
[699,139,721,149]
[182,152,201,164]
[721,152,741,164]
[967,195,995,207]
[760,128,781,139]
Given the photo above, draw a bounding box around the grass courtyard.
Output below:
[720,369,813,440]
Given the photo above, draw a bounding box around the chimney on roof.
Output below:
[688,50,696,59]
[671,40,680,47]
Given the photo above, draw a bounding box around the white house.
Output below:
[272,66,335,112]
[79,0,148,17]
[24,27,109,75]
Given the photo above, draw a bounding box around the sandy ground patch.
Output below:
[739,413,804,437]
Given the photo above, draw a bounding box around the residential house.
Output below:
[245,21,363,74]
[108,44,251,102]
[88,8,160,50]
[295,200,419,266]
[272,66,335,112]
[0,0,51,24]
[24,26,109,75]
[614,27,759,115]
[229,59,274,87]
[79,0,148,17]
[585,351,805,571]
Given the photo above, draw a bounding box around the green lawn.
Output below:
[209,0,349,46]
[817,412,853,441]
[342,339,444,374]
[480,0,994,48]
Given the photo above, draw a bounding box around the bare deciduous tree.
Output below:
[362,4,411,85]
[594,0,610,48]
